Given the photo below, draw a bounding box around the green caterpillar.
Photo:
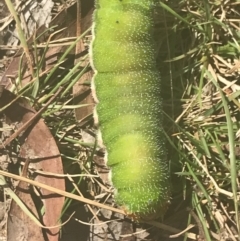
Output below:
[90,0,169,220]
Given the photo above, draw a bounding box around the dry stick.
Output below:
[0,169,197,239]
[0,87,63,149]
[146,220,196,240]
[21,157,31,178]
[0,169,124,214]
[75,0,81,58]
[169,224,195,239]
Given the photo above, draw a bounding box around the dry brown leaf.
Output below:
[0,89,65,241]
